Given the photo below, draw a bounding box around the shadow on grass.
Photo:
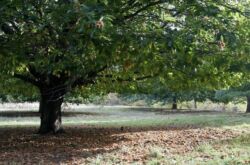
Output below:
[0,111,105,117]
[0,125,220,164]
[0,126,192,164]
[0,127,129,164]
[0,115,249,164]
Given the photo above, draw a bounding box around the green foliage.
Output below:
[0,0,249,101]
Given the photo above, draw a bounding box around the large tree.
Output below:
[0,0,245,133]
[215,1,250,113]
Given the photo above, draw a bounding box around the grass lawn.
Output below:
[0,108,249,164]
[141,135,250,165]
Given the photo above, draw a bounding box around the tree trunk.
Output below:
[246,96,250,113]
[172,96,177,110]
[38,94,64,134]
[194,99,197,109]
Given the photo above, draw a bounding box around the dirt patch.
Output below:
[0,126,241,164]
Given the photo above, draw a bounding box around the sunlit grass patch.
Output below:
[0,111,249,131]
[145,134,250,165]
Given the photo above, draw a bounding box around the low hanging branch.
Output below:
[13,73,40,87]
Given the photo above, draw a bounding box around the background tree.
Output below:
[215,83,250,113]
[215,2,250,113]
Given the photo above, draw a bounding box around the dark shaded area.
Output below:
[0,126,188,164]
[247,96,250,113]
[38,96,65,134]
[129,107,224,114]
[157,109,225,114]
[0,125,206,164]
[0,127,126,164]
[0,125,244,164]
[0,109,225,118]
[0,111,104,117]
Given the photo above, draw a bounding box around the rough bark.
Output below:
[172,96,177,110]
[246,96,250,113]
[38,93,64,134]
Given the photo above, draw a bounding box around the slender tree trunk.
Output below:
[246,96,250,113]
[194,99,197,109]
[172,96,177,110]
[38,94,64,134]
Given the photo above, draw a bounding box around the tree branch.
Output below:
[115,0,167,23]
[28,64,43,79]
[72,65,108,87]
[13,73,40,87]
[217,2,249,18]
[98,72,160,82]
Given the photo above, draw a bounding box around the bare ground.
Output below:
[0,126,243,165]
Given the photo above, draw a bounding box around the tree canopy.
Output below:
[0,0,249,133]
